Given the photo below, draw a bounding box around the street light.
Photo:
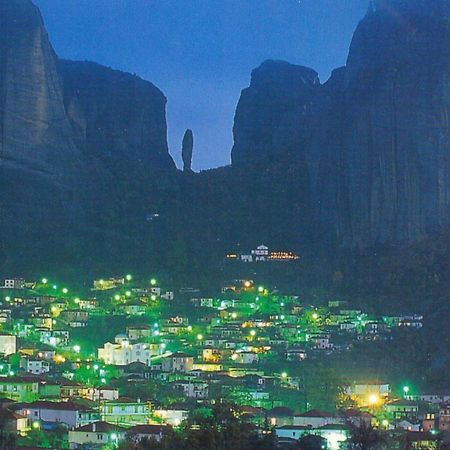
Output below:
[403,386,410,397]
[125,274,132,282]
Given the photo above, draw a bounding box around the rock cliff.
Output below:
[59,60,174,171]
[232,1,450,246]
[231,60,319,166]
[0,0,175,274]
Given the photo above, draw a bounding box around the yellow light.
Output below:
[62,288,68,294]
[74,297,80,304]
[258,286,264,293]
[114,294,120,301]
[244,281,252,288]
[281,372,288,378]
[312,312,319,320]
[250,330,256,337]
[187,325,193,332]
[197,334,203,340]
[126,274,132,281]
[368,394,380,405]
[125,291,131,297]
[382,419,389,428]
[231,312,237,319]
[150,278,157,286]
[231,353,238,361]
[41,278,48,284]
[32,421,40,429]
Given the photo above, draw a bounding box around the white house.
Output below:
[161,353,193,373]
[68,421,126,449]
[2,278,25,289]
[84,385,119,401]
[0,333,16,356]
[25,358,51,375]
[100,398,151,426]
[15,401,98,428]
[98,340,151,366]
[173,380,209,399]
[233,351,259,365]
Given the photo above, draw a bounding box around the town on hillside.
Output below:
[0,275,447,449]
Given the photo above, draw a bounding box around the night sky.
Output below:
[34,0,368,171]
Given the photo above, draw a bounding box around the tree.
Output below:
[347,421,386,450]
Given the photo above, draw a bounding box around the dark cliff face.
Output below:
[0,0,175,275]
[0,0,85,272]
[231,60,319,166]
[59,60,175,171]
[231,3,450,247]
[0,0,79,170]
[332,0,450,245]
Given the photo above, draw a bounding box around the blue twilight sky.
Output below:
[34,0,369,171]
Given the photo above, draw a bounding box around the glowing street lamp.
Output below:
[62,288,69,294]
[125,274,132,282]
[403,386,410,397]
[73,345,81,353]
[244,280,252,288]
[257,286,264,293]
[150,278,157,286]
[125,291,131,297]
[196,334,203,341]
[250,330,256,337]
[368,394,380,406]
[281,372,288,379]
[114,294,121,301]
[312,312,319,320]
[41,278,48,284]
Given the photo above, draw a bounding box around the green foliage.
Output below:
[121,403,276,450]
[346,422,387,450]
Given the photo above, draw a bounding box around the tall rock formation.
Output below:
[231,1,450,247]
[0,0,175,274]
[181,129,194,172]
[59,60,174,171]
[231,60,319,166]
[332,0,450,245]
[0,0,85,270]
